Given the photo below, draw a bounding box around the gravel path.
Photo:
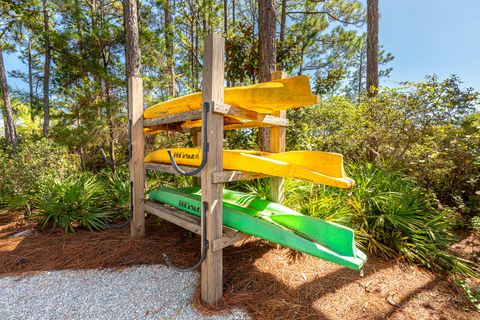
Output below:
[0,265,249,320]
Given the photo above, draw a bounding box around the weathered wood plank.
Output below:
[211,231,250,252]
[129,76,145,237]
[145,200,201,234]
[143,109,202,127]
[145,200,249,253]
[268,71,287,205]
[213,103,289,126]
[201,34,224,305]
[144,162,202,178]
[212,171,269,183]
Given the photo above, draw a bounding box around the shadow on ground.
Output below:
[0,213,478,320]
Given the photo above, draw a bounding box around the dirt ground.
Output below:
[1,211,479,320]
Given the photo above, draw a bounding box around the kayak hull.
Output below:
[144,148,355,188]
[144,76,318,119]
[149,187,367,270]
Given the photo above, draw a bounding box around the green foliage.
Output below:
[471,216,480,232]
[288,75,480,216]
[454,279,480,311]
[35,173,113,233]
[282,162,478,276]
[0,138,79,211]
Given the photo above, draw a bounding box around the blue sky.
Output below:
[379,0,480,89]
[3,0,480,91]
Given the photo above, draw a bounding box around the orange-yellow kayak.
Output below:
[143,76,318,119]
[144,148,355,188]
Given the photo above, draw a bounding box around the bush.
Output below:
[287,75,480,216]
[283,162,478,276]
[0,138,79,212]
[35,173,113,233]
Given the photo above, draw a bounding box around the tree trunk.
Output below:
[358,40,364,97]
[28,39,35,123]
[42,0,51,137]
[0,47,18,144]
[124,0,141,78]
[232,0,235,31]
[223,0,228,34]
[279,0,287,44]
[258,0,277,151]
[366,0,378,97]
[165,0,175,98]
[105,80,116,174]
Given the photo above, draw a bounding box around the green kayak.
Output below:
[149,186,367,270]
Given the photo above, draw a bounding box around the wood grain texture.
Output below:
[145,200,201,234]
[129,77,145,237]
[201,34,225,305]
[145,200,249,253]
[213,103,289,126]
[212,171,269,183]
[268,71,287,204]
[143,109,202,127]
[144,162,202,177]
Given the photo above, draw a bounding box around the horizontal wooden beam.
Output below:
[144,162,202,177]
[211,230,250,252]
[143,103,288,130]
[212,170,269,183]
[144,109,202,127]
[144,200,249,252]
[145,162,268,182]
[145,201,201,234]
[213,103,289,126]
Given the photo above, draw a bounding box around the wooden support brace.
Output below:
[145,200,249,252]
[144,162,202,178]
[268,71,288,205]
[212,171,269,183]
[213,104,289,126]
[200,34,225,305]
[143,109,202,127]
[129,76,145,237]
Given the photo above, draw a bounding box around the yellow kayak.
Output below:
[143,76,318,119]
[144,148,355,188]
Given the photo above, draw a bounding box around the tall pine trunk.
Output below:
[0,47,18,144]
[28,39,35,123]
[165,0,175,98]
[232,0,235,31]
[366,0,378,97]
[279,0,287,44]
[258,0,277,151]
[42,0,51,137]
[223,0,228,34]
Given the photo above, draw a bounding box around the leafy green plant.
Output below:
[35,173,112,233]
[0,138,79,212]
[284,162,478,276]
[345,162,476,276]
[454,279,480,311]
[471,216,480,232]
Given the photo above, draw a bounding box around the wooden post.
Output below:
[124,0,145,238]
[268,71,287,204]
[201,34,225,304]
[129,77,145,237]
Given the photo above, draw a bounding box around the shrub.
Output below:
[283,162,478,276]
[35,173,113,233]
[0,138,79,212]
[287,75,480,217]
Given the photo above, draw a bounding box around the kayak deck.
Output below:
[144,76,318,119]
[149,187,367,270]
[145,148,355,189]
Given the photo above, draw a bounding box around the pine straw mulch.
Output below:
[1,211,479,320]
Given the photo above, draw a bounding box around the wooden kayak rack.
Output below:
[129,33,286,304]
